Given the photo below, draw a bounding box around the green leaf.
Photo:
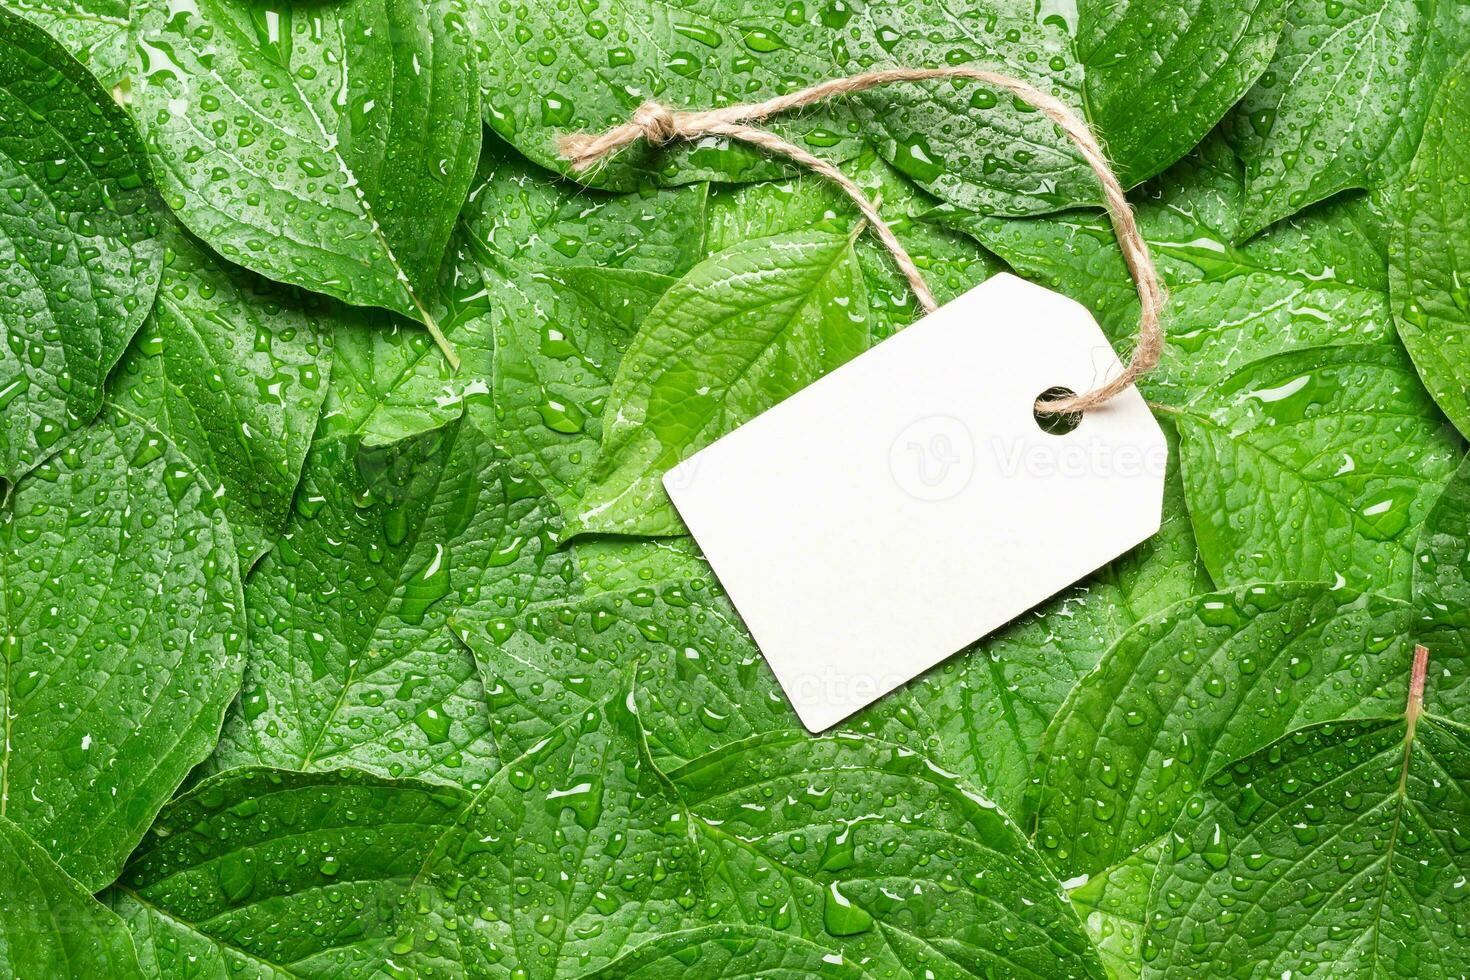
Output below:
[1175,344,1461,596]
[1389,49,1470,440]
[705,147,1001,339]
[131,0,480,347]
[454,577,795,770]
[0,816,144,979]
[933,135,1397,406]
[671,731,1106,978]
[107,223,332,568]
[332,136,707,512]
[209,416,568,787]
[0,397,245,891]
[1068,840,1161,980]
[584,925,867,979]
[1030,584,1437,881]
[573,536,714,595]
[0,7,161,485]
[1415,452,1470,624]
[110,767,469,978]
[391,691,705,977]
[1226,0,1470,238]
[1076,0,1287,186]
[467,0,1096,214]
[1143,710,1470,975]
[1,0,131,85]
[435,606,1111,973]
[573,230,869,537]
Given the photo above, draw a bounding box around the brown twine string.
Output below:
[559,67,1165,416]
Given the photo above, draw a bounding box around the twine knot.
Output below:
[631,101,680,144]
[557,67,1166,416]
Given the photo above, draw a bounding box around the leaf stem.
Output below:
[410,292,460,371]
[1397,643,1429,800]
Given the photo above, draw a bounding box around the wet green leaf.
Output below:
[934,135,1397,407]
[107,222,332,567]
[467,0,1097,214]
[1175,344,1460,596]
[1389,48,1470,440]
[705,146,1000,339]
[453,576,793,770]
[1415,451,1470,624]
[572,230,870,537]
[1077,0,1287,187]
[391,691,705,977]
[0,7,161,485]
[0,397,245,891]
[672,730,1106,978]
[1068,841,1162,980]
[1226,0,1470,238]
[1145,706,1470,976]
[208,415,569,787]
[110,767,469,978]
[3,0,131,86]
[0,816,143,979]
[330,136,706,511]
[1030,584,1438,882]
[584,925,867,979]
[131,0,480,348]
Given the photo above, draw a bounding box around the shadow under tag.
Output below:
[664,274,1168,732]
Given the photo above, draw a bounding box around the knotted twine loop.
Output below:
[559,67,1165,416]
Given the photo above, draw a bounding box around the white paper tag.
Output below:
[663,274,1167,732]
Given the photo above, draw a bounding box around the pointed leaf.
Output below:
[1415,452,1470,625]
[1030,584,1445,881]
[573,230,869,537]
[0,398,245,890]
[1077,0,1287,186]
[108,223,332,567]
[0,816,143,979]
[1144,711,1470,976]
[1226,0,1470,237]
[3,0,131,85]
[1176,344,1460,596]
[209,416,568,787]
[132,0,480,340]
[671,731,1105,978]
[705,147,1000,339]
[466,0,1094,214]
[112,767,469,977]
[333,137,707,508]
[1389,48,1470,439]
[934,136,1397,407]
[1068,840,1162,980]
[0,8,162,484]
[391,692,704,978]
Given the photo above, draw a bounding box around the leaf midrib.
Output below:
[291,425,465,771]
[189,3,443,348]
[581,235,855,524]
[693,815,1062,980]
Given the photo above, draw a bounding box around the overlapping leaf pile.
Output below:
[1,2,1468,977]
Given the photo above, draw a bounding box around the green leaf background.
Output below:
[2,1,1469,977]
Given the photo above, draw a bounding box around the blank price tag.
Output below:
[664,274,1167,732]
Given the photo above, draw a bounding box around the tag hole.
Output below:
[1034,386,1082,436]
